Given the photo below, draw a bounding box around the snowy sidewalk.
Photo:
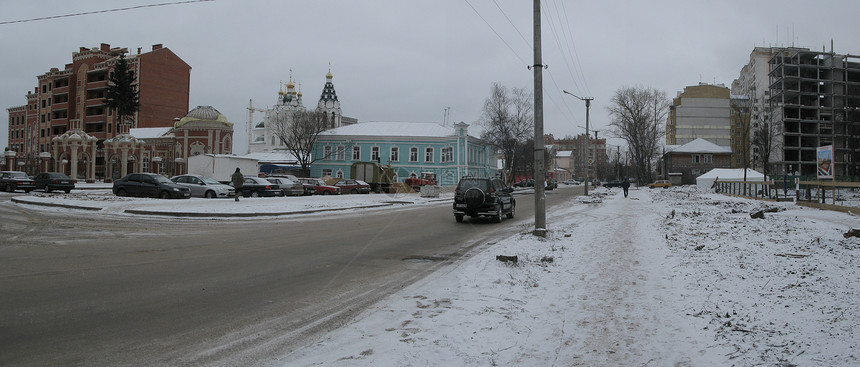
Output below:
[280,188,725,366]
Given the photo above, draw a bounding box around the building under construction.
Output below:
[768,48,860,178]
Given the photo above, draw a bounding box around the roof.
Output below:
[697,168,764,181]
[666,138,731,154]
[129,127,172,139]
[556,150,573,158]
[319,121,477,139]
[241,151,298,163]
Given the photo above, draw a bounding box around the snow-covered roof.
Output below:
[241,151,298,163]
[666,138,731,154]
[556,150,573,158]
[319,121,476,139]
[129,127,172,139]
[698,168,764,180]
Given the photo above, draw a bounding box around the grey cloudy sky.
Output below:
[2,0,859,154]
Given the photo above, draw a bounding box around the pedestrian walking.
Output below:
[231,167,244,201]
[622,179,630,198]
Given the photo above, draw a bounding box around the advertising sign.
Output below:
[817,145,834,179]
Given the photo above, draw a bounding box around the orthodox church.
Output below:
[248,68,355,153]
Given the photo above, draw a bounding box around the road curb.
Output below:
[123,203,396,217]
[11,197,102,211]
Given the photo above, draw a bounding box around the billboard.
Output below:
[817,145,834,179]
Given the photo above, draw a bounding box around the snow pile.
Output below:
[17,190,452,217]
[281,186,859,366]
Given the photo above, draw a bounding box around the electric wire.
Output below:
[491,0,531,50]
[464,0,530,66]
[0,0,215,25]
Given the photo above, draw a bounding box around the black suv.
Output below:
[453,177,515,223]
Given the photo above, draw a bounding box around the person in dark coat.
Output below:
[621,179,630,198]
[231,167,244,201]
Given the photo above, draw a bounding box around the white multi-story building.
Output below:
[666,83,732,147]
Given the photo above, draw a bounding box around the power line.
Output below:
[0,0,215,25]
[464,0,529,66]
[491,0,531,50]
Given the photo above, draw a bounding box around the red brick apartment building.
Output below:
[5,43,194,180]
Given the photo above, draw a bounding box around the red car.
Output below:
[334,179,371,194]
[298,178,342,195]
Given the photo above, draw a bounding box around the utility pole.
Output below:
[563,90,593,195]
[531,0,546,237]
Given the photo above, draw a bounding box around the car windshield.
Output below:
[153,175,173,184]
[199,176,221,185]
[356,180,368,185]
[458,178,490,191]
[8,172,28,179]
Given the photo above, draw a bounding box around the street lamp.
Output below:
[563,90,593,195]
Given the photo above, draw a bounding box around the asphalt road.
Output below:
[0,186,583,366]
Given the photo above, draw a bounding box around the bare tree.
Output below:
[730,95,752,190]
[269,109,331,175]
[479,83,534,184]
[607,86,669,185]
[752,112,779,179]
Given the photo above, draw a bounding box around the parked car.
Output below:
[545,178,558,190]
[563,179,581,185]
[170,174,234,198]
[113,173,191,199]
[648,180,672,189]
[1,171,36,193]
[231,176,281,197]
[33,172,76,193]
[453,177,515,223]
[334,179,371,194]
[514,179,534,188]
[270,174,315,195]
[604,179,626,188]
[266,177,305,196]
[298,178,341,195]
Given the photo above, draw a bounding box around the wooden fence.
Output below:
[714,179,860,213]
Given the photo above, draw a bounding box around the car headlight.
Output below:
[172,187,180,192]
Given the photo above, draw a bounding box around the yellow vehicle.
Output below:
[648,179,672,189]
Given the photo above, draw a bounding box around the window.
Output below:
[322,169,332,177]
[336,145,345,161]
[323,145,333,160]
[703,154,712,164]
[142,157,150,172]
[390,146,399,162]
[441,147,453,162]
[692,154,700,164]
[425,147,434,163]
[352,146,361,161]
[409,147,418,162]
[336,170,344,178]
[371,146,380,161]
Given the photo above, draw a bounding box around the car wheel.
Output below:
[204,190,216,199]
[116,189,127,197]
[159,191,171,199]
[251,191,260,198]
[506,203,515,219]
[24,189,31,193]
[464,188,485,209]
[322,190,330,195]
[455,214,464,223]
[493,207,503,223]
[64,189,71,194]
[4,184,12,193]
[351,189,358,194]
[45,186,53,193]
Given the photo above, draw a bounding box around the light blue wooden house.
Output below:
[311,121,497,186]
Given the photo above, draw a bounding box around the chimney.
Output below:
[138,47,142,54]
[152,44,163,51]
[100,43,110,52]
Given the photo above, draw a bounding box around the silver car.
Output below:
[266,177,305,196]
[170,174,235,198]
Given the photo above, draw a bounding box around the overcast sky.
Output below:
[2,0,858,155]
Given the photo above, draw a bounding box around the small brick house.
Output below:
[661,138,732,185]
